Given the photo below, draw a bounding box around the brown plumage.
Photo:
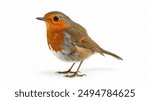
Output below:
[37,11,122,77]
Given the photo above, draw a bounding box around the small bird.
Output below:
[36,11,122,77]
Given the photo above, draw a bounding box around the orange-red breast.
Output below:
[36,11,122,77]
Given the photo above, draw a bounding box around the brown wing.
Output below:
[65,22,104,56]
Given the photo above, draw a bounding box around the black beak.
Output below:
[36,17,45,21]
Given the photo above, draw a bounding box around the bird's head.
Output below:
[36,11,72,32]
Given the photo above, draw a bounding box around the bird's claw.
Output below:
[57,70,81,74]
[64,72,86,78]
[56,71,70,74]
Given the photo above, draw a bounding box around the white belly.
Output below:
[48,44,93,62]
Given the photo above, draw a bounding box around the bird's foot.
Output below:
[64,71,86,78]
[56,70,74,74]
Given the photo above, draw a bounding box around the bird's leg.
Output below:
[65,60,86,77]
[57,63,75,74]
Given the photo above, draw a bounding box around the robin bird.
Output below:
[36,11,123,77]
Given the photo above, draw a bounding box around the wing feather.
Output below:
[65,22,104,55]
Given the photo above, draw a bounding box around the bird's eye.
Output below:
[53,16,60,21]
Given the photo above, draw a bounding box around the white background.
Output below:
[2,0,150,101]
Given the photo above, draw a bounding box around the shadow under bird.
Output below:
[36,11,123,77]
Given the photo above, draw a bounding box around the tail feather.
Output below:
[102,49,123,60]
